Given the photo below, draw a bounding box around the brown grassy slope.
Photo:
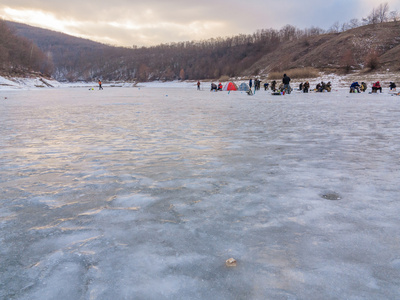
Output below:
[248,21,400,75]
[379,44,400,69]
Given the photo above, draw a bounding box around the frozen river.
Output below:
[1,85,400,299]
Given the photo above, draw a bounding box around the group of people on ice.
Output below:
[208,75,398,95]
[210,82,223,91]
[258,74,294,94]
[298,81,331,93]
[259,74,333,95]
[249,79,262,91]
[250,74,294,94]
[210,74,335,95]
[350,81,396,93]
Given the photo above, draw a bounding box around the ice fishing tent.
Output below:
[222,82,238,91]
[238,82,250,92]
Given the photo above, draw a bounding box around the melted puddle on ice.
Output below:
[320,192,342,201]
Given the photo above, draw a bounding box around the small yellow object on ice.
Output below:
[225,258,237,267]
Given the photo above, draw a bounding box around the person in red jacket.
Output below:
[372,81,382,93]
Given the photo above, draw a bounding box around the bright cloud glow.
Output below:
[2,7,73,33]
[1,0,400,47]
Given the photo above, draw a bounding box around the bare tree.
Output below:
[341,22,350,32]
[365,50,380,70]
[328,21,340,33]
[179,68,185,81]
[389,10,399,22]
[377,2,390,23]
[362,3,390,25]
[363,7,379,25]
[341,49,355,73]
[279,24,297,41]
[349,18,360,28]
[306,26,325,36]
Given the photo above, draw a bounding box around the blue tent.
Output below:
[238,82,250,91]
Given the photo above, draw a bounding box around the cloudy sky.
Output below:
[1,0,399,47]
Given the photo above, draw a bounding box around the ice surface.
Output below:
[1,85,400,299]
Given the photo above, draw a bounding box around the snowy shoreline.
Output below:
[1,72,399,91]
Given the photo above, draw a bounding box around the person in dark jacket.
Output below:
[282,74,291,94]
[318,82,326,92]
[303,81,310,93]
[325,81,332,92]
[360,82,367,92]
[350,82,360,93]
[271,80,277,92]
[389,82,397,91]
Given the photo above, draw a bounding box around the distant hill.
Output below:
[0,20,53,77]
[248,21,400,75]
[5,20,400,82]
[6,21,120,81]
[6,21,108,49]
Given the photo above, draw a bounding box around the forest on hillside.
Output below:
[8,21,317,81]
[3,3,400,81]
[0,20,53,76]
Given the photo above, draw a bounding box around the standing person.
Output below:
[282,74,291,94]
[271,80,276,92]
[303,81,310,93]
[98,80,103,90]
[249,79,253,90]
[197,81,201,90]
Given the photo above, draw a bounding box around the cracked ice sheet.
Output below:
[0,86,400,299]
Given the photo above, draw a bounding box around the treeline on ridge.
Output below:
[3,3,400,82]
[4,21,330,82]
